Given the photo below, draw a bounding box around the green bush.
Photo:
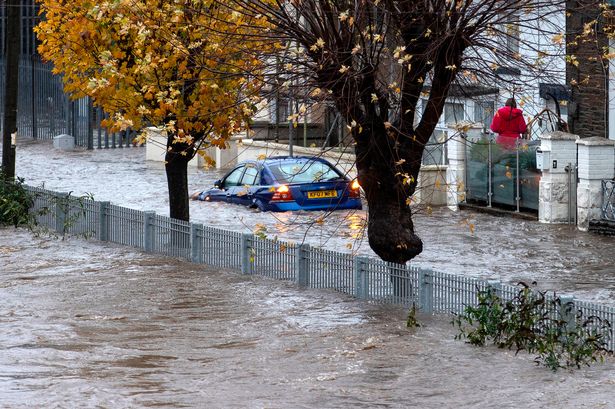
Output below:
[453,282,612,371]
[0,175,34,227]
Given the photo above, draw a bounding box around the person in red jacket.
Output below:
[490,98,528,149]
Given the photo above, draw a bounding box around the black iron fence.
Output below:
[1,56,137,149]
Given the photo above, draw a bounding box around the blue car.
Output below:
[191,156,362,212]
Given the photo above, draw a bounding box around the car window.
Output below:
[223,166,244,188]
[268,159,341,184]
[241,166,259,186]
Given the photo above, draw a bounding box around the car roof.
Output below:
[235,156,333,167]
[262,156,332,165]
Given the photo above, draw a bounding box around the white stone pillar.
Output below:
[445,125,482,211]
[576,137,615,231]
[538,131,579,224]
[446,134,466,211]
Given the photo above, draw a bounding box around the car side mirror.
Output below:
[214,179,222,189]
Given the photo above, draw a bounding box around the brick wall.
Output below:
[566,0,609,139]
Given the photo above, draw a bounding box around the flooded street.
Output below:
[1,228,614,408]
[14,140,615,304]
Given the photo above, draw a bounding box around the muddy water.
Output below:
[1,228,614,408]
[14,140,615,304]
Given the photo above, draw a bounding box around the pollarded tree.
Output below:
[35,0,271,221]
[229,0,566,263]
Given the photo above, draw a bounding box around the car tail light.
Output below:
[270,185,294,202]
[349,179,361,198]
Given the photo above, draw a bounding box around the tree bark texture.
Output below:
[165,138,191,222]
[2,0,20,180]
[354,128,426,264]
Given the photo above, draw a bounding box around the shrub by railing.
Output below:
[24,185,615,353]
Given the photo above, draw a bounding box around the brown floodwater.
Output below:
[1,228,614,408]
[14,140,615,305]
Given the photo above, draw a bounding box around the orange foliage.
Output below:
[35,0,273,155]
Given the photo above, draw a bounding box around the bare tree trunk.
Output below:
[2,0,20,180]
[355,132,424,264]
[165,140,191,222]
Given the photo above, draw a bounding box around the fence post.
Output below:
[54,193,68,234]
[190,223,203,264]
[98,201,110,242]
[241,233,253,275]
[487,280,502,298]
[353,256,368,299]
[419,269,434,314]
[143,211,155,253]
[296,243,310,287]
[559,295,576,333]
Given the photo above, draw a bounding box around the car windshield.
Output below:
[268,159,342,184]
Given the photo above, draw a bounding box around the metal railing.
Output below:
[464,135,541,212]
[25,185,615,351]
[601,180,615,221]
[0,57,137,149]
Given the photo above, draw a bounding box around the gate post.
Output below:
[559,295,576,334]
[353,256,368,299]
[296,243,310,287]
[241,233,253,275]
[190,223,203,264]
[576,137,615,230]
[538,131,579,224]
[419,269,434,314]
[98,201,110,242]
[446,126,480,211]
[54,193,68,234]
[143,211,156,252]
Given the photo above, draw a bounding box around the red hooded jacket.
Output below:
[490,106,527,148]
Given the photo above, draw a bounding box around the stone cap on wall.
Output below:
[575,136,615,146]
[540,131,580,141]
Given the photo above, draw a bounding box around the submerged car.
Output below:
[191,156,362,212]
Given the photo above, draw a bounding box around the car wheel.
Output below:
[251,199,266,212]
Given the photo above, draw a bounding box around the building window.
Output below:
[268,98,289,123]
[422,130,448,166]
[444,102,465,125]
[474,100,495,130]
[503,11,520,57]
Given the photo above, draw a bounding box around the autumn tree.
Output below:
[35,0,271,221]
[229,0,566,263]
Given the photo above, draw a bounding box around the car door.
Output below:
[235,165,260,206]
[216,165,245,203]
